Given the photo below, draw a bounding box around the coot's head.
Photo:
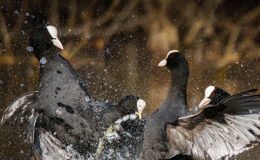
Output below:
[199,86,230,108]
[29,25,63,59]
[118,96,146,119]
[158,50,186,68]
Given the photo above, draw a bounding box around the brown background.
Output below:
[0,0,260,159]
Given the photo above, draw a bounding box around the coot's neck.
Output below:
[168,68,188,102]
[33,46,58,60]
[163,61,189,117]
[36,47,91,98]
[140,61,189,159]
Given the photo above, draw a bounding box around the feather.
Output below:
[165,90,260,160]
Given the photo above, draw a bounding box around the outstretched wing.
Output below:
[34,128,83,160]
[165,89,260,160]
[1,91,37,125]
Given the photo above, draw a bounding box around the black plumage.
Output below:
[207,87,230,105]
[141,50,190,159]
[165,89,260,160]
[199,86,230,109]
[0,26,145,158]
[142,50,260,160]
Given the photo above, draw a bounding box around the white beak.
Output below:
[136,98,146,120]
[158,59,167,67]
[52,38,64,50]
[198,97,211,109]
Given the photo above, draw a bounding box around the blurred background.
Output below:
[0,0,260,159]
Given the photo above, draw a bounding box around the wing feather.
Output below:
[34,128,83,160]
[165,90,260,160]
[1,92,37,125]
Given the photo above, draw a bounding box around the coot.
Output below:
[166,88,260,159]
[199,86,230,108]
[0,26,146,158]
[141,50,190,159]
[142,50,260,160]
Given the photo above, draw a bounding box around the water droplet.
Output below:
[125,151,130,157]
[86,35,91,39]
[24,20,28,24]
[130,114,137,120]
[106,48,111,54]
[20,83,24,87]
[26,46,34,52]
[14,10,19,15]
[56,107,62,115]
[40,58,47,65]
[25,12,29,16]
[123,131,132,138]
[85,96,90,102]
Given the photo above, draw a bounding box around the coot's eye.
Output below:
[45,32,49,36]
[168,54,175,59]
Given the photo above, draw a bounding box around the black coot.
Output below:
[141,50,190,159]
[142,50,260,160]
[164,81,260,158]
[0,25,146,158]
[199,85,230,108]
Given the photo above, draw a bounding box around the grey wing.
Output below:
[165,90,260,160]
[34,128,84,160]
[1,91,37,125]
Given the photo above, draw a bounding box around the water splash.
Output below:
[85,96,90,102]
[26,46,34,52]
[40,58,47,65]
[56,107,62,115]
